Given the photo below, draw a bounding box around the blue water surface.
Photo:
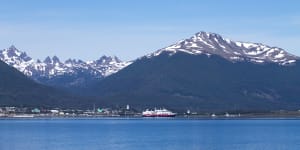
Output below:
[0,118,300,150]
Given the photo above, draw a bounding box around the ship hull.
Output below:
[142,114,176,117]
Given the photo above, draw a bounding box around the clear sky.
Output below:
[0,0,300,61]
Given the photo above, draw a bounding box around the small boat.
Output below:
[142,108,176,117]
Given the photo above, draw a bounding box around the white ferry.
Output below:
[142,108,176,117]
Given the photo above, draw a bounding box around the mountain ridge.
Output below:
[147,31,299,65]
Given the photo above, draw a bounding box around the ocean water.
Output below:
[0,118,300,150]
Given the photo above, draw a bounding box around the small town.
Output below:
[0,105,221,118]
[0,105,140,118]
[2,105,300,119]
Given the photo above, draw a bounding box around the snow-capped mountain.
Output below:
[0,45,131,87]
[148,31,299,65]
[0,45,35,76]
[87,55,131,77]
[86,32,300,112]
[2,32,300,111]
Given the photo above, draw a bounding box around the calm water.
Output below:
[0,118,300,150]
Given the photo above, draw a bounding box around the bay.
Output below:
[0,118,300,150]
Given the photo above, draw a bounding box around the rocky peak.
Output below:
[43,56,52,64]
[95,55,121,65]
[52,56,61,64]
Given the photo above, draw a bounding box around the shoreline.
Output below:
[1,115,300,120]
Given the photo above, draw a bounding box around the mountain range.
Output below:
[1,31,300,112]
[0,45,131,89]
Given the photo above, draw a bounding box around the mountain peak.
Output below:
[41,56,61,64]
[0,45,33,62]
[4,45,22,57]
[96,55,121,64]
[195,31,221,37]
[43,56,52,63]
[2,45,33,62]
[112,56,121,63]
[65,58,75,64]
[8,45,18,51]
[52,56,60,64]
[148,31,299,65]
[65,58,85,64]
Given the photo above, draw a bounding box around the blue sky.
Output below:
[0,0,300,61]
